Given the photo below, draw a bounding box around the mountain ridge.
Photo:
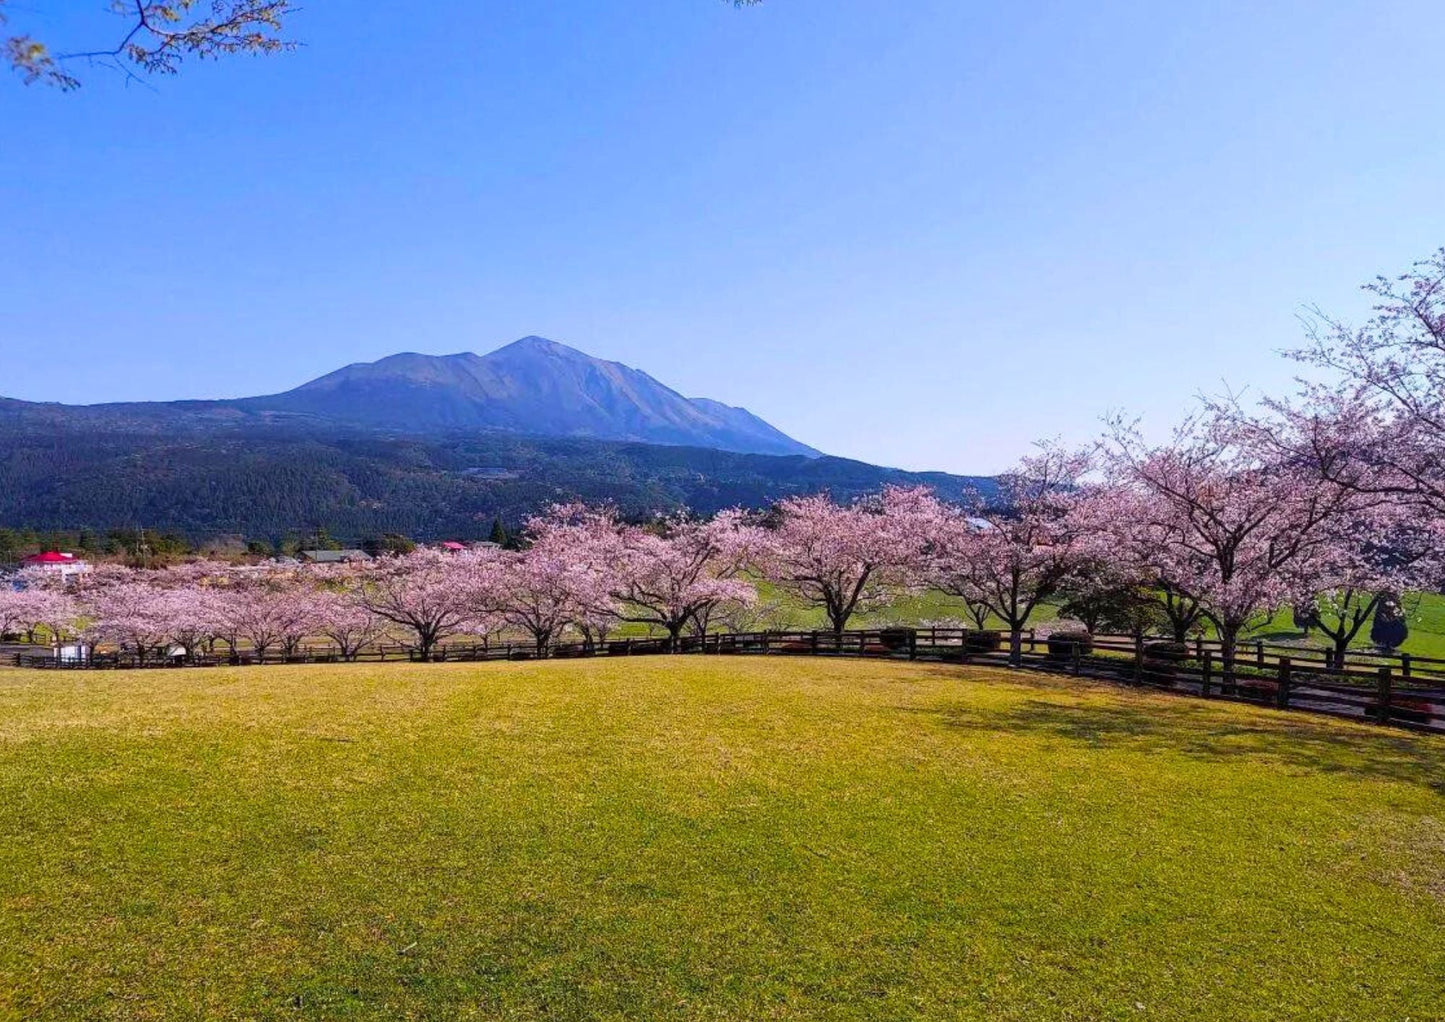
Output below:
[233,336,821,457]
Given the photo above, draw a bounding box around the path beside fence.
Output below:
[10,629,1444,736]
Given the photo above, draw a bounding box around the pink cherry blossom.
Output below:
[755,486,936,636]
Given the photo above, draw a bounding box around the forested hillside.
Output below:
[0,421,993,543]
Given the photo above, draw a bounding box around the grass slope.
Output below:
[1,658,1443,1021]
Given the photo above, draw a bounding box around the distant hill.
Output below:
[238,337,820,457]
[0,418,996,542]
[0,337,995,541]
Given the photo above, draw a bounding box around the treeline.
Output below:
[0,523,516,566]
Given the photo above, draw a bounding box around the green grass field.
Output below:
[2,658,1443,1020]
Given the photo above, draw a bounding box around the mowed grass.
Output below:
[1,659,1443,1021]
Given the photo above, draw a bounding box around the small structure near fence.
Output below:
[10,628,1444,736]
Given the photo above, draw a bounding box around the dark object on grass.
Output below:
[878,628,915,652]
[1364,696,1437,725]
[963,630,1003,653]
[1237,679,1279,702]
[1370,596,1408,652]
[1046,631,1093,660]
[1143,640,1189,663]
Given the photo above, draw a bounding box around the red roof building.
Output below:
[20,551,91,577]
[22,551,77,565]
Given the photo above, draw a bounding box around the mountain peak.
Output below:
[491,335,576,357]
[243,337,820,458]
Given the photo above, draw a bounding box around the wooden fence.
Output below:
[10,628,1444,735]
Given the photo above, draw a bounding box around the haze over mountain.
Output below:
[238,337,819,457]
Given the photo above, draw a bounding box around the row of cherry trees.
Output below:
[3,425,1431,675]
[4,249,1440,673]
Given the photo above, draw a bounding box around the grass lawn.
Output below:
[1253,591,1445,660]
[2,658,1443,1021]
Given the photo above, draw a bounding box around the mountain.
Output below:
[0,337,996,542]
[238,337,820,457]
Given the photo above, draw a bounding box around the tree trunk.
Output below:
[1219,627,1238,693]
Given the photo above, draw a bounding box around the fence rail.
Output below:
[10,629,1444,735]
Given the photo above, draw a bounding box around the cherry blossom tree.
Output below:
[487,551,585,654]
[76,563,231,662]
[610,510,756,651]
[1104,407,1363,681]
[486,506,621,654]
[928,447,1090,664]
[226,587,290,659]
[81,572,172,663]
[755,487,935,638]
[6,0,297,89]
[312,586,384,661]
[1289,503,1440,668]
[159,576,230,660]
[1288,248,1445,518]
[359,549,480,659]
[9,573,80,649]
[1068,484,1205,642]
[8,0,758,90]
[206,587,249,659]
[0,584,32,641]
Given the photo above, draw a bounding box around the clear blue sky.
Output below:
[3,0,1443,473]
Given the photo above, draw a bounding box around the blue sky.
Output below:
[3,0,1443,473]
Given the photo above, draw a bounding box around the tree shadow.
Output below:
[1251,629,1319,644]
[905,666,1445,797]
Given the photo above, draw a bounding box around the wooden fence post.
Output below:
[1376,667,1392,725]
[1201,652,1212,698]
[1071,642,1081,676]
[1276,657,1291,710]
[1133,634,1144,686]
[1401,653,1412,680]
[908,631,917,660]
[1256,640,1265,668]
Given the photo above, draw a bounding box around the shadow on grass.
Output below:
[908,665,1445,797]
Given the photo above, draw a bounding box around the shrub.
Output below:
[963,630,1003,653]
[1143,641,1189,663]
[878,628,915,652]
[1046,630,1093,659]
